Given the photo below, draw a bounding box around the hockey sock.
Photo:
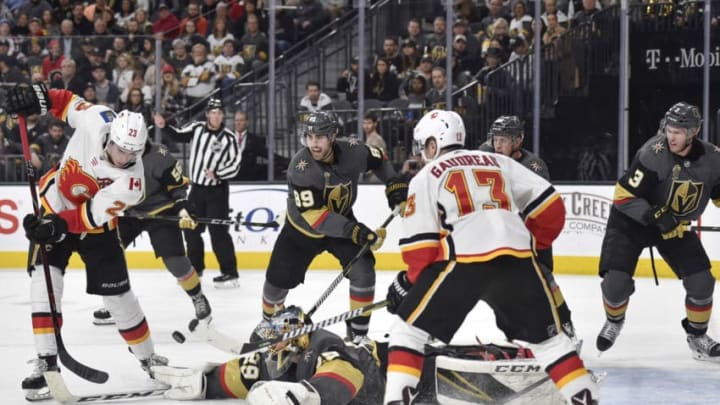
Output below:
[163,256,201,296]
[384,318,430,404]
[528,334,599,404]
[103,291,154,360]
[683,271,715,335]
[30,265,64,355]
[262,282,287,320]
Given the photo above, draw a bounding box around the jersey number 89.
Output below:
[294,189,315,208]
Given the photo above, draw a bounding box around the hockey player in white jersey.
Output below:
[383,110,598,405]
[6,84,168,401]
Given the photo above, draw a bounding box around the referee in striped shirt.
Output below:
[153,98,242,288]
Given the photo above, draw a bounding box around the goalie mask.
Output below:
[262,306,312,379]
[413,109,466,162]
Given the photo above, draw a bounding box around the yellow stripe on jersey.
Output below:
[387,363,423,378]
[221,360,250,398]
[525,193,561,220]
[147,202,175,216]
[60,95,77,122]
[455,248,533,263]
[399,240,441,253]
[613,184,637,202]
[287,212,324,239]
[713,198,720,208]
[408,261,456,323]
[314,358,365,396]
[80,202,95,230]
[556,368,588,390]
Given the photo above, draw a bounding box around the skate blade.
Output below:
[213,280,239,289]
[25,387,51,401]
[92,319,116,326]
[692,352,720,363]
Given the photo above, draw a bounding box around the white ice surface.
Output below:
[2,269,720,404]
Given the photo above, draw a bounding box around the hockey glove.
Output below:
[23,213,67,244]
[6,83,50,116]
[371,227,387,251]
[646,205,678,233]
[247,380,321,405]
[349,222,377,246]
[178,209,198,230]
[385,176,410,211]
[386,271,413,314]
[661,221,689,240]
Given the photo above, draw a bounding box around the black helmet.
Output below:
[207,98,223,112]
[489,115,523,140]
[665,102,702,130]
[305,111,339,138]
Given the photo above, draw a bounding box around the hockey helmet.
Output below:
[206,97,223,112]
[109,110,148,153]
[413,109,466,162]
[489,115,523,141]
[304,111,340,141]
[664,102,702,132]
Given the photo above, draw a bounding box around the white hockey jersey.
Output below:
[38,90,145,234]
[399,149,565,282]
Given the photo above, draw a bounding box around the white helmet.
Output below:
[413,109,466,162]
[109,110,148,153]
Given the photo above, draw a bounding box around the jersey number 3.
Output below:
[445,169,510,215]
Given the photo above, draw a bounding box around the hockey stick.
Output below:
[44,371,168,404]
[692,225,720,232]
[127,213,280,228]
[189,300,389,356]
[18,114,109,384]
[306,205,401,318]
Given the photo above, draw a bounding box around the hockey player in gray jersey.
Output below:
[483,115,575,339]
[597,101,720,362]
[258,111,408,342]
[93,141,212,325]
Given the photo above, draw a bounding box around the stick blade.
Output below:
[58,348,109,383]
[44,371,76,405]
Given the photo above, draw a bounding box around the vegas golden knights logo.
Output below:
[666,180,704,216]
[325,182,352,214]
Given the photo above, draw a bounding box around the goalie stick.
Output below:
[127,213,280,229]
[44,371,168,404]
[18,115,109,384]
[188,300,389,356]
[307,205,401,317]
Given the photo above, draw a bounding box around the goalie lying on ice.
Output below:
[152,308,569,405]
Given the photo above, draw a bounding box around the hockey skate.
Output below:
[22,357,58,402]
[140,353,169,378]
[596,319,624,352]
[213,274,239,289]
[191,293,212,320]
[687,333,720,362]
[92,307,115,325]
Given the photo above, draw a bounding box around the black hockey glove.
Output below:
[23,213,67,244]
[385,176,409,210]
[348,222,377,246]
[646,205,678,233]
[6,83,50,116]
[387,271,412,314]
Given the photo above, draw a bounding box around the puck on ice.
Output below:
[172,330,186,343]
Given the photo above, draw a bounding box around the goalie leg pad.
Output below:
[246,379,320,405]
[152,365,208,400]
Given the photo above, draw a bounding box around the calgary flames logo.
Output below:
[58,158,100,205]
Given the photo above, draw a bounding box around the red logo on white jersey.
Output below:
[129,177,142,191]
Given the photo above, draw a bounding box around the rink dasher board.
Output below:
[2,184,720,278]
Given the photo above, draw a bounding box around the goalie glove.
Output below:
[386,271,412,314]
[247,379,321,405]
[23,213,67,244]
[6,83,50,116]
[151,365,209,400]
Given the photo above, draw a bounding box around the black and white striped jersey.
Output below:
[163,121,242,186]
